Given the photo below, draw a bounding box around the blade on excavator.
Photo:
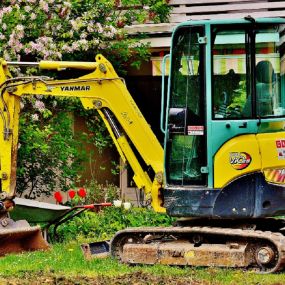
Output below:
[0,219,49,256]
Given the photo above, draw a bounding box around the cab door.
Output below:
[165,25,207,186]
[210,26,259,175]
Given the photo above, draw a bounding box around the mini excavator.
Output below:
[1,18,285,273]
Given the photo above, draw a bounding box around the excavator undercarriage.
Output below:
[111,218,285,273]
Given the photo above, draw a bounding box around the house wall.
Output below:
[169,0,285,22]
[120,74,165,205]
[73,114,120,187]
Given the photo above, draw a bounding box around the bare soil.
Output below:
[0,271,208,285]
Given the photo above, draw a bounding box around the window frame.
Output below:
[211,23,284,121]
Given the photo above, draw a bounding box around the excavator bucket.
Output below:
[0,198,72,256]
[0,219,49,256]
[81,241,110,260]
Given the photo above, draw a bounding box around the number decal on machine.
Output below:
[276,139,285,160]
[230,152,252,170]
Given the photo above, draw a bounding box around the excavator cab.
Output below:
[111,19,285,272]
[163,18,285,218]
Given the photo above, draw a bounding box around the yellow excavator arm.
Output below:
[0,54,165,213]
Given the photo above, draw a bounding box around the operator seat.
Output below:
[242,60,275,116]
[255,60,275,116]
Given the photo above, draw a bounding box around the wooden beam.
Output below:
[140,37,172,48]
[124,23,176,34]
[170,10,285,22]
[169,0,266,4]
[172,1,285,14]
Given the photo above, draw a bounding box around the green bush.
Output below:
[17,98,86,199]
[53,206,174,242]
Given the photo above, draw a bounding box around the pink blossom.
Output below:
[43,51,50,59]
[24,47,32,54]
[62,45,72,53]
[30,13,36,20]
[78,39,88,51]
[30,42,42,51]
[96,23,103,34]
[24,6,32,13]
[15,25,25,39]
[71,42,79,51]
[39,36,49,44]
[8,33,23,52]
[40,0,49,13]
[1,7,12,14]
[56,52,62,59]
[87,24,94,33]
[31,114,39,121]
[34,100,45,112]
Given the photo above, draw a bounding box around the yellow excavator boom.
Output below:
[0,54,164,212]
[0,54,165,256]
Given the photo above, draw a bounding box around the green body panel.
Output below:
[164,17,285,188]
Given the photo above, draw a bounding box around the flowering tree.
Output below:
[0,0,170,66]
[0,0,171,199]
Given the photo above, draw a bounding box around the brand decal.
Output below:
[230,152,252,170]
[61,86,91,91]
[276,139,285,160]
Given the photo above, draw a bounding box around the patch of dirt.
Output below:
[0,271,210,285]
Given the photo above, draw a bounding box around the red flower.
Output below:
[54,191,63,203]
[68,189,76,199]
[77,188,86,198]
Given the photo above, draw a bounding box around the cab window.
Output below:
[212,24,285,119]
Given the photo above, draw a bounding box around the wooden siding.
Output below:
[125,0,285,36]
[169,0,285,22]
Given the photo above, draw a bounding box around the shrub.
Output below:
[65,180,120,206]
[52,206,174,242]
[17,98,86,199]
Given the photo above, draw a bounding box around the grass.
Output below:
[0,242,285,284]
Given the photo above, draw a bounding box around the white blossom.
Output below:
[31,113,39,121]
